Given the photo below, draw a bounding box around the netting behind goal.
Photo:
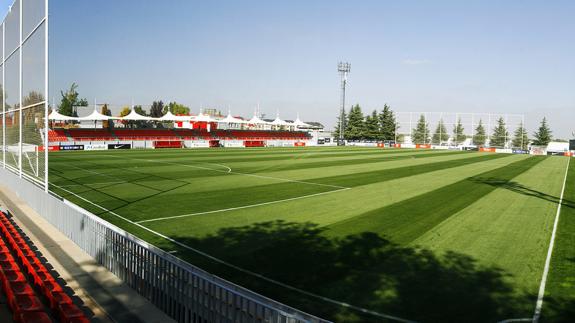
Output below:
[395,112,525,147]
[0,0,48,189]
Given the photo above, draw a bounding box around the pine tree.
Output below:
[412,114,430,144]
[511,122,529,150]
[364,110,380,141]
[432,119,449,144]
[473,119,486,146]
[333,108,347,140]
[532,117,553,146]
[453,118,466,145]
[345,104,365,141]
[489,117,508,147]
[378,104,397,141]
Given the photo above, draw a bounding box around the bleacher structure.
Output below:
[0,1,330,322]
[0,211,89,322]
[47,127,312,149]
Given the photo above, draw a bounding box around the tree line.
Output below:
[335,104,553,148]
[334,104,399,141]
[56,83,191,128]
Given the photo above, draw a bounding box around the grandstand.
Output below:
[1,0,574,322]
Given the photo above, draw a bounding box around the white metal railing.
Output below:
[0,167,330,323]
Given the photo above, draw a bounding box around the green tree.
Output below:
[163,101,190,115]
[23,91,45,108]
[473,120,486,146]
[364,110,380,141]
[333,108,347,141]
[119,106,133,128]
[149,101,164,118]
[134,105,147,116]
[453,118,466,145]
[412,114,430,144]
[101,104,113,129]
[511,122,529,150]
[432,119,449,144]
[57,83,87,117]
[532,117,553,146]
[378,104,397,141]
[345,104,365,140]
[489,117,508,147]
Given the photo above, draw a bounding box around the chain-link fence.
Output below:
[395,112,525,148]
[0,0,48,190]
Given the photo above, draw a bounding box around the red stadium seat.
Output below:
[15,311,52,323]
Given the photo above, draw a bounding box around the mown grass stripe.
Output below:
[326,156,545,244]
[311,153,511,188]
[541,158,575,322]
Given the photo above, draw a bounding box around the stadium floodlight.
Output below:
[337,62,351,145]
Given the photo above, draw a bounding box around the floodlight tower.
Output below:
[338,62,351,145]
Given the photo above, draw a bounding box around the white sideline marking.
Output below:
[497,318,532,323]
[533,157,570,323]
[103,154,348,190]
[56,181,127,188]
[49,183,414,323]
[136,187,351,224]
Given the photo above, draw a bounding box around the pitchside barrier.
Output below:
[0,167,330,323]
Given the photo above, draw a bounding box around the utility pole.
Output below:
[338,62,351,145]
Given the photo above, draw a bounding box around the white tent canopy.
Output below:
[271,116,291,126]
[247,115,269,125]
[193,113,217,123]
[79,109,115,121]
[219,113,247,124]
[292,117,310,127]
[121,109,154,121]
[48,110,80,121]
[158,111,192,122]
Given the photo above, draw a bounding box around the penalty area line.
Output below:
[49,184,413,323]
[532,157,570,323]
[135,187,351,224]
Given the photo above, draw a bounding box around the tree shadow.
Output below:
[540,296,575,323]
[171,220,538,323]
[469,178,575,210]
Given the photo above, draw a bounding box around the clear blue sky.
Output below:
[3,0,575,137]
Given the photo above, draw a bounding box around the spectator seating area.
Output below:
[49,128,311,143]
[0,211,90,323]
[47,130,69,142]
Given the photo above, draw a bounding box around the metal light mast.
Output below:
[338,62,351,145]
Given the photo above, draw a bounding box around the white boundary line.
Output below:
[136,187,351,224]
[533,157,570,323]
[49,182,414,323]
[55,181,127,188]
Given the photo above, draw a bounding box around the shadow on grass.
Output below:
[470,178,575,209]
[541,297,575,323]
[172,220,536,323]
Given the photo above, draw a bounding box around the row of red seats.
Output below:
[48,130,69,142]
[52,128,311,142]
[66,129,115,141]
[0,211,89,323]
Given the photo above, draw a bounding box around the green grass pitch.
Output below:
[48,147,572,322]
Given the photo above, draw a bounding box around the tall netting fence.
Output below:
[0,0,48,189]
[395,112,525,148]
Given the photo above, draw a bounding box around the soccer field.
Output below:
[48,147,571,322]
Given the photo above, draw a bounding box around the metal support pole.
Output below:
[44,0,49,192]
[337,62,350,145]
[18,0,22,177]
[2,20,5,168]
